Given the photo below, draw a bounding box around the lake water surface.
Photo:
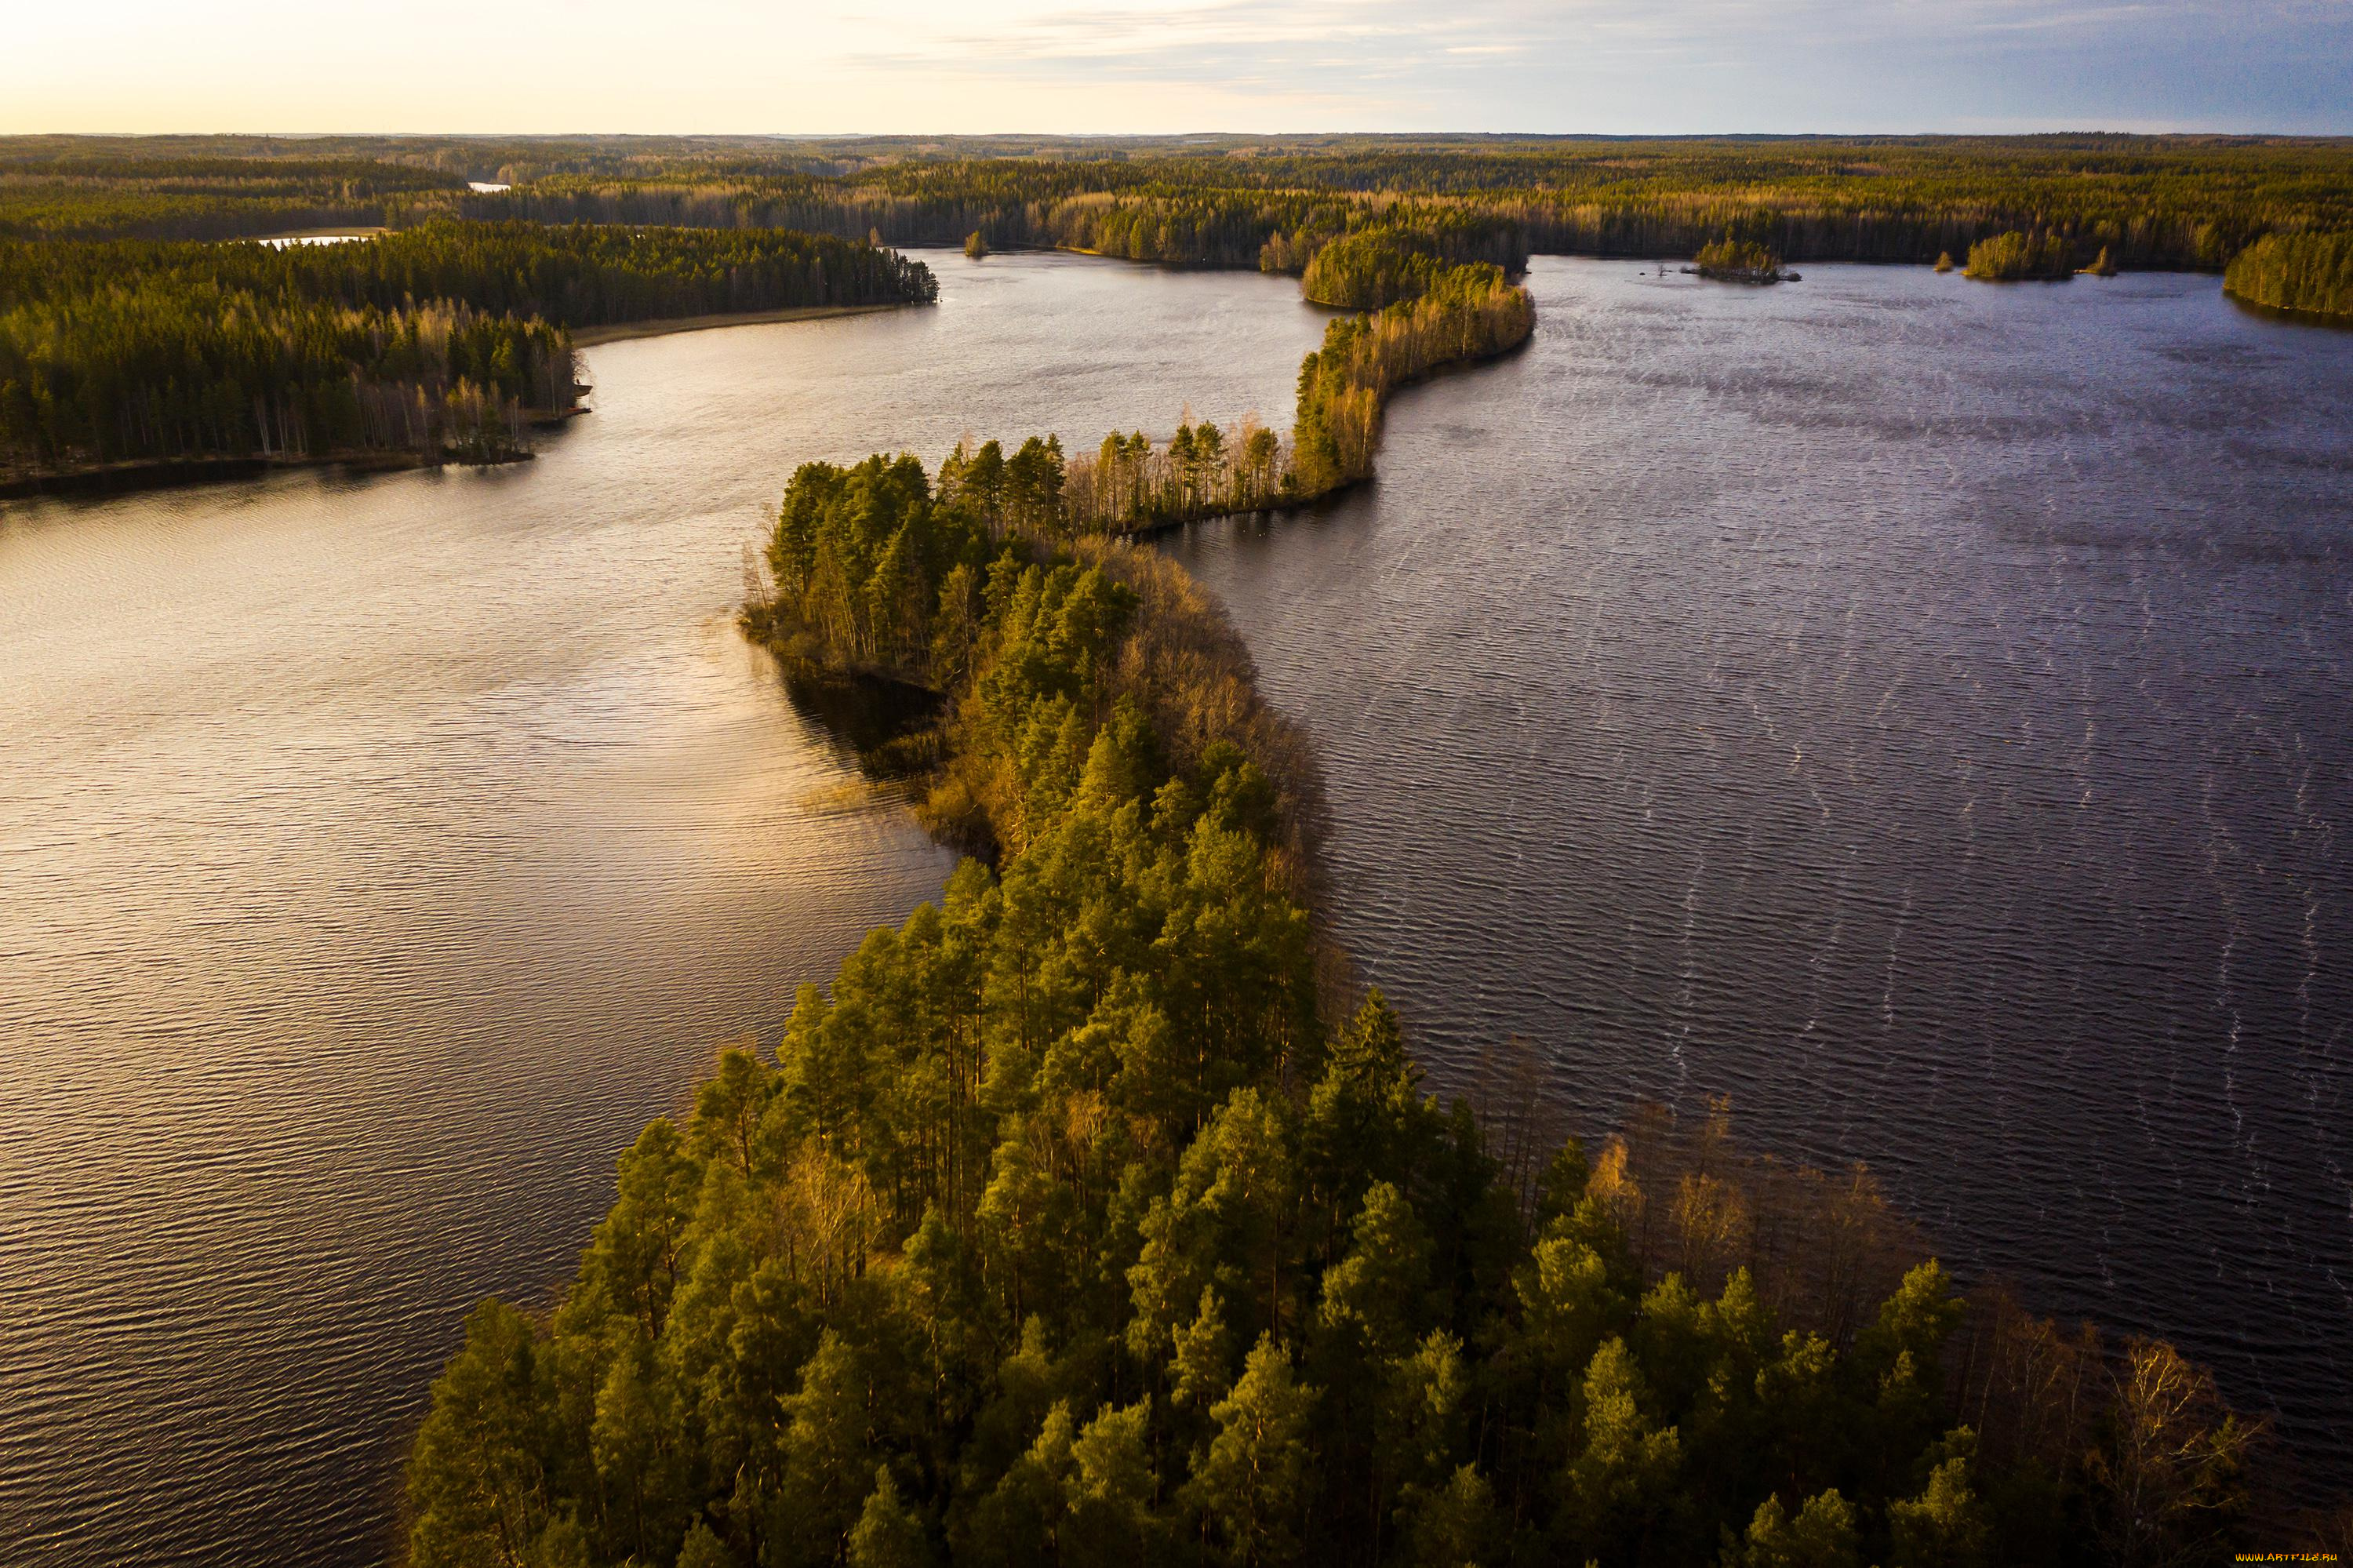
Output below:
[2,252,2348,1566]
[1170,256,2353,1492]
[0,253,1327,1568]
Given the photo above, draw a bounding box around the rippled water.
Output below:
[0,253,1328,1568]
[1168,256,2353,1491]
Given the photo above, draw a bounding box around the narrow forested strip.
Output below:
[1289,263,1534,495]
[0,224,936,481]
[750,260,1528,660]
[2224,231,2353,320]
[0,221,938,323]
[0,283,573,478]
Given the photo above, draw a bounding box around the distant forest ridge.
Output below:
[0,222,936,486]
[6,133,2351,273]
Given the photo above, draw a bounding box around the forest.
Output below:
[10,135,2351,272]
[5,134,2348,487]
[0,223,934,484]
[416,135,2353,273]
[1691,238,1786,284]
[751,260,1529,614]
[410,479,2269,1568]
[400,266,2321,1568]
[0,144,469,239]
[2223,231,2353,319]
[1961,231,2081,282]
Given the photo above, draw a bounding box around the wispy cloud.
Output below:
[9,0,2350,135]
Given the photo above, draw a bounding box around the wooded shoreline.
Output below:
[0,443,527,501]
[571,303,911,347]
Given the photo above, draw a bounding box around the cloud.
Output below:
[8,0,2351,133]
[815,0,2353,130]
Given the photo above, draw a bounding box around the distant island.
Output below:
[1962,230,2079,282]
[1691,235,1792,284]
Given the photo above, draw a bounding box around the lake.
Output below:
[0,249,2347,1566]
[0,252,1329,1568]
[1169,255,2353,1494]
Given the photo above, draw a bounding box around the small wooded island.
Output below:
[1691,236,1794,284]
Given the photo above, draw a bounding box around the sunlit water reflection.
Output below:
[0,252,1328,1568]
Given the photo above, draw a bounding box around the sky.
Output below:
[11,0,2352,136]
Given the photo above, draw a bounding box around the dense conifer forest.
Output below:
[6,133,2350,485]
[1961,231,2081,282]
[0,145,467,239]
[9,134,2351,270]
[397,267,2318,1568]
[2223,231,2353,319]
[0,223,934,486]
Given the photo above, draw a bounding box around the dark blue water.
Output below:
[1169,256,2353,1493]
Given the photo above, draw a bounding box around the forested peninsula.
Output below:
[0,222,935,491]
[2223,231,2353,321]
[403,265,2282,1568]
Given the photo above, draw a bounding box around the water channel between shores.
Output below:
[1,251,2348,1567]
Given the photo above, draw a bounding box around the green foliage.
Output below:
[1693,236,1784,282]
[415,438,2256,1566]
[0,146,466,240]
[1962,230,2076,281]
[1297,219,1524,308]
[1187,1336,1318,1566]
[741,264,1526,598]
[2224,230,2353,320]
[11,133,2350,275]
[1291,264,1534,495]
[0,221,933,481]
[1729,1489,1859,1568]
[391,134,2264,1564]
[401,133,2353,271]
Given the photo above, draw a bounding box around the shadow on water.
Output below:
[771,656,947,784]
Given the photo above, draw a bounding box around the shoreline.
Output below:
[245,225,390,242]
[569,303,909,346]
[0,446,530,502]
